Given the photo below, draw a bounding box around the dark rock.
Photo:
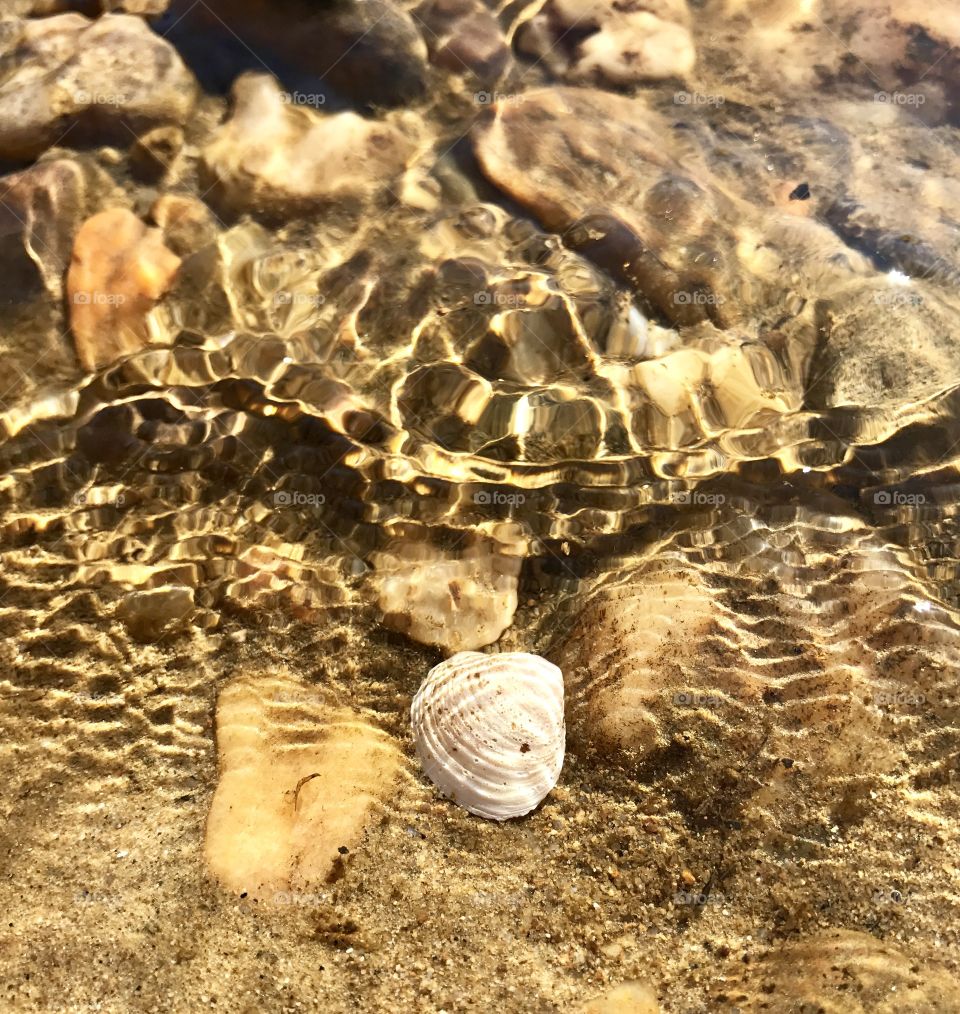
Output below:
[129,125,184,183]
[413,0,510,86]
[163,0,429,109]
[0,158,100,300]
[117,584,194,642]
[515,0,695,85]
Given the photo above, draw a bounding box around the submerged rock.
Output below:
[205,671,403,901]
[0,13,198,160]
[552,563,721,756]
[0,158,105,301]
[807,280,960,410]
[370,527,521,653]
[165,0,429,109]
[148,193,219,256]
[517,0,695,84]
[200,74,418,218]
[67,208,181,371]
[116,584,194,642]
[549,511,953,798]
[472,87,740,327]
[129,124,184,183]
[414,0,511,86]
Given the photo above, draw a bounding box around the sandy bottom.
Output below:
[2,569,959,1013]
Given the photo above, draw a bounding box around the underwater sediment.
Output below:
[2,0,960,1010]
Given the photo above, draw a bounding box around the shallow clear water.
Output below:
[2,0,960,1010]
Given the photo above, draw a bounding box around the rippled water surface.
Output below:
[2,0,960,1011]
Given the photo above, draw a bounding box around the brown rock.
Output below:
[149,194,219,256]
[0,13,198,160]
[129,125,184,183]
[414,0,511,85]
[116,584,194,642]
[517,0,694,84]
[370,527,521,653]
[67,208,181,371]
[473,86,674,234]
[472,87,739,327]
[552,565,719,755]
[165,0,428,109]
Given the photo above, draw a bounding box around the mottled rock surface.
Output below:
[67,207,181,370]
[370,528,521,653]
[517,0,695,84]
[0,13,197,159]
[116,584,194,642]
[413,0,511,85]
[200,74,418,217]
[205,671,404,901]
[472,87,746,327]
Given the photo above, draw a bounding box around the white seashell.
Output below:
[410,651,566,820]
